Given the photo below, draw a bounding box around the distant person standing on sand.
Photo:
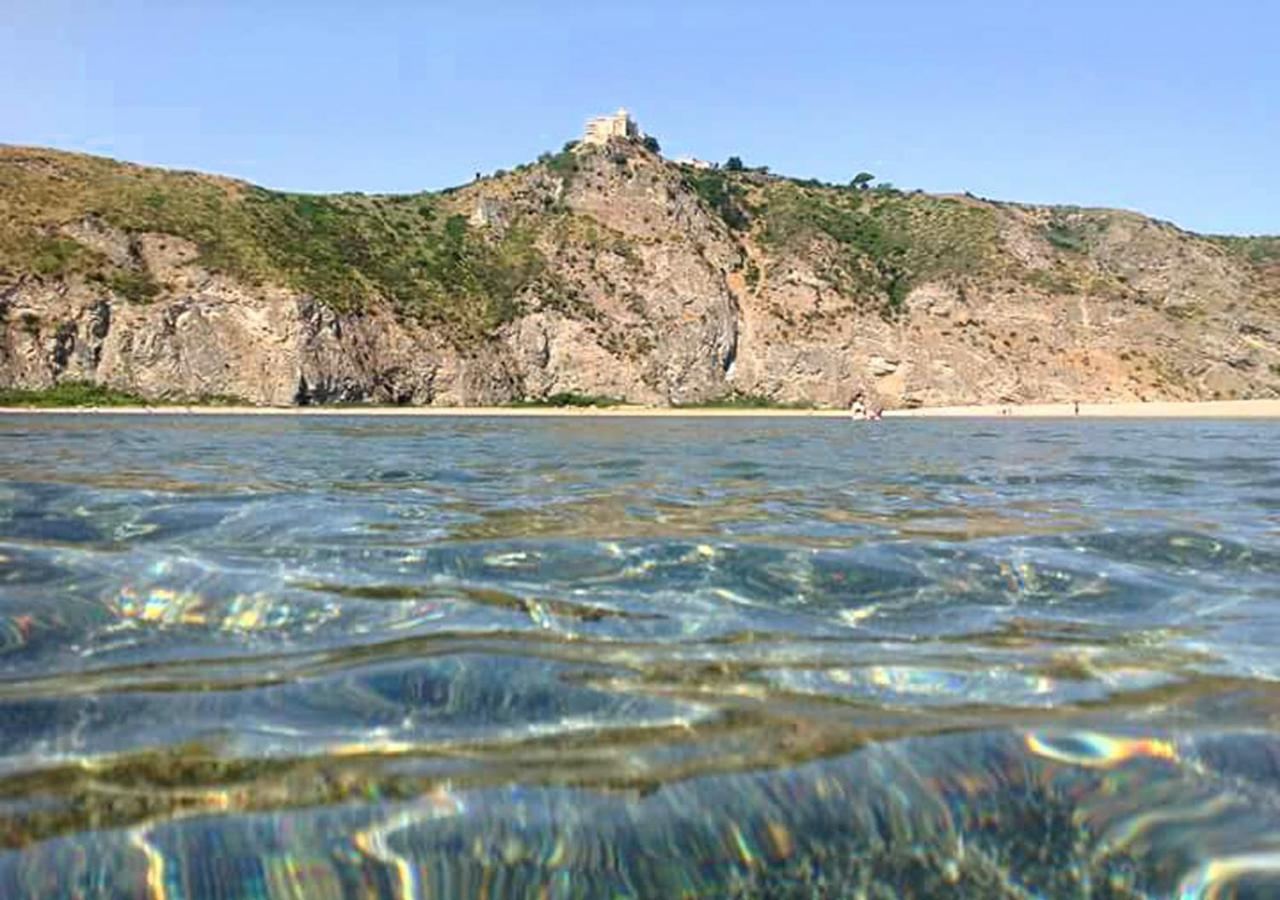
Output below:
[1074,401,1080,416]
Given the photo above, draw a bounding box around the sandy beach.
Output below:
[1,399,1278,418]
[886,398,1280,418]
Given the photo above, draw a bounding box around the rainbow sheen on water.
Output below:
[0,414,1279,898]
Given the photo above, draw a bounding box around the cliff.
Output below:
[2,141,1277,407]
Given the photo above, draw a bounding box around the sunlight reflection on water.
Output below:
[0,415,1278,896]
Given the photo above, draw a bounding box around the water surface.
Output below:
[1,415,1278,897]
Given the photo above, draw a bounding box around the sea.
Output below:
[0,414,1278,898]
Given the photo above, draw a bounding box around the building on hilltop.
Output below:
[583,107,641,146]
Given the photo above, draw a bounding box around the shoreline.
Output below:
[1,399,1278,418]
[886,399,1280,418]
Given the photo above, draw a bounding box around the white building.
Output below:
[583,107,641,145]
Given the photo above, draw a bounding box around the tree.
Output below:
[725,156,745,171]
[642,135,661,154]
[562,140,579,153]
[851,171,875,190]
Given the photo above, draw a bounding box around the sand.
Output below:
[1,399,1278,418]
[886,399,1280,418]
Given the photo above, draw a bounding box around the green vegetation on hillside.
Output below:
[682,169,751,231]
[510,392,622,408]
[677,391,809,409]
[0,381,244,407]
[0,381,147,407]
[540,148,579,181]
[1210,235,1280,265]
[1041,211,1105,254]
[0,148,550,341]
[99,269,162,303]
[756,181,998,314]
[3,143,1273,356]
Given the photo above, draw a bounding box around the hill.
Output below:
[1,141,1277,407]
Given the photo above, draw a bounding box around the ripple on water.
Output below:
[1069,529,1280,573]
[760,662,1178,709]
[2,729,1279,897]
[0,416,1278,896]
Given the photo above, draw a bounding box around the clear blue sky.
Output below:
[2,0,1275,234]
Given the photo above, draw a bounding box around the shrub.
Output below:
[0,381,146,407]
[545,150,578,179]
[1026,268,1077,294]
[1207,235,1280,265]
[0,381,246,407]
[757,182,997,317]
[642,136,661,154]
[1043,215,1091,253]
[513,392,622,408]
[725,156,745,172]
[31,237,90,277]
[684,170,750,231]
[97,269,161,303]
[678,392,807,409]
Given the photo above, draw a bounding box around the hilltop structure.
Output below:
[583,108,640,145]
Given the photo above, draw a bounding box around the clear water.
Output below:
[1,414,1278,898]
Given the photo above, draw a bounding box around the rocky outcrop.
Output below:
[1,142,1277,406]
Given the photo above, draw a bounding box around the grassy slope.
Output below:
[2,144,1274,340]
[677,165,1005,315]
[755,181,1000,313]
[0,146,548,340]
[0,381,243,407]
[1209,234,1280,266]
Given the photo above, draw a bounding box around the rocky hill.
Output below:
[1,141,1277,407]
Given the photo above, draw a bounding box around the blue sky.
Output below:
[2,0,1275,234]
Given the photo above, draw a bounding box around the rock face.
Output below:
[1,142,1278,406]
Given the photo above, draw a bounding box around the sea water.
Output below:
[0,414,1278,898]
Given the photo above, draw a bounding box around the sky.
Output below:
[1,0,1275,235]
